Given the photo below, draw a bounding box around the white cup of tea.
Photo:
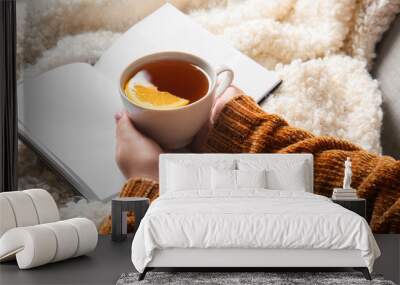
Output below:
[119,51,234,149]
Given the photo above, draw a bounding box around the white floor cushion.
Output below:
[42,221,79,262]
[0,192,39,227]
[0,190,60,236]
[23,189,60,223]
[0,225,57,268]
[0,218,97,269]
[64,218,98,257]
[0,196,17,237]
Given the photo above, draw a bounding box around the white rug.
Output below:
[16,0,400,225]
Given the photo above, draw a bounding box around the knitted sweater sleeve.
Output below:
[98,95,400,234]
[204,95,400,233]
[98,178,159,235]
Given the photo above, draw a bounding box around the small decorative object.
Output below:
[111,197,149,242]
[343,157,352,189]
[332,157,358,200]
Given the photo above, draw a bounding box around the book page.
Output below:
[18,63,125,201]
[95,4,280,102]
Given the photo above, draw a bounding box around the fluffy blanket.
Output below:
[16,0,399,224]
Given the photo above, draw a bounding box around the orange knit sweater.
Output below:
[99,95,400,234]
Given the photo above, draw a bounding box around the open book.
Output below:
[18,4,281,201]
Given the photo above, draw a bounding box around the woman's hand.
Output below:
[115,111,163,181]
[114,85,242,180]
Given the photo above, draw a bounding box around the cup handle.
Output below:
[215,65,234,98]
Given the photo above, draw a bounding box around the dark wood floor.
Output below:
[0,236,134,285]
[1,235,398,284]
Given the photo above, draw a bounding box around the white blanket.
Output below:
[131,190,380,273]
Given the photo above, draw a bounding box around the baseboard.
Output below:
[373,234,400,284]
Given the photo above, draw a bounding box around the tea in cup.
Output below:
[119,52,234,149]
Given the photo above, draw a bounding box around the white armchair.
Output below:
[0,189,97,269]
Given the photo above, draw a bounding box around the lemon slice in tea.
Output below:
[125,83,189,110]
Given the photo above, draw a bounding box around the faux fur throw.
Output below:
[15,0,399,226]
[17,0,400,154]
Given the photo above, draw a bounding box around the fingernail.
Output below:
[114,112,123,121]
